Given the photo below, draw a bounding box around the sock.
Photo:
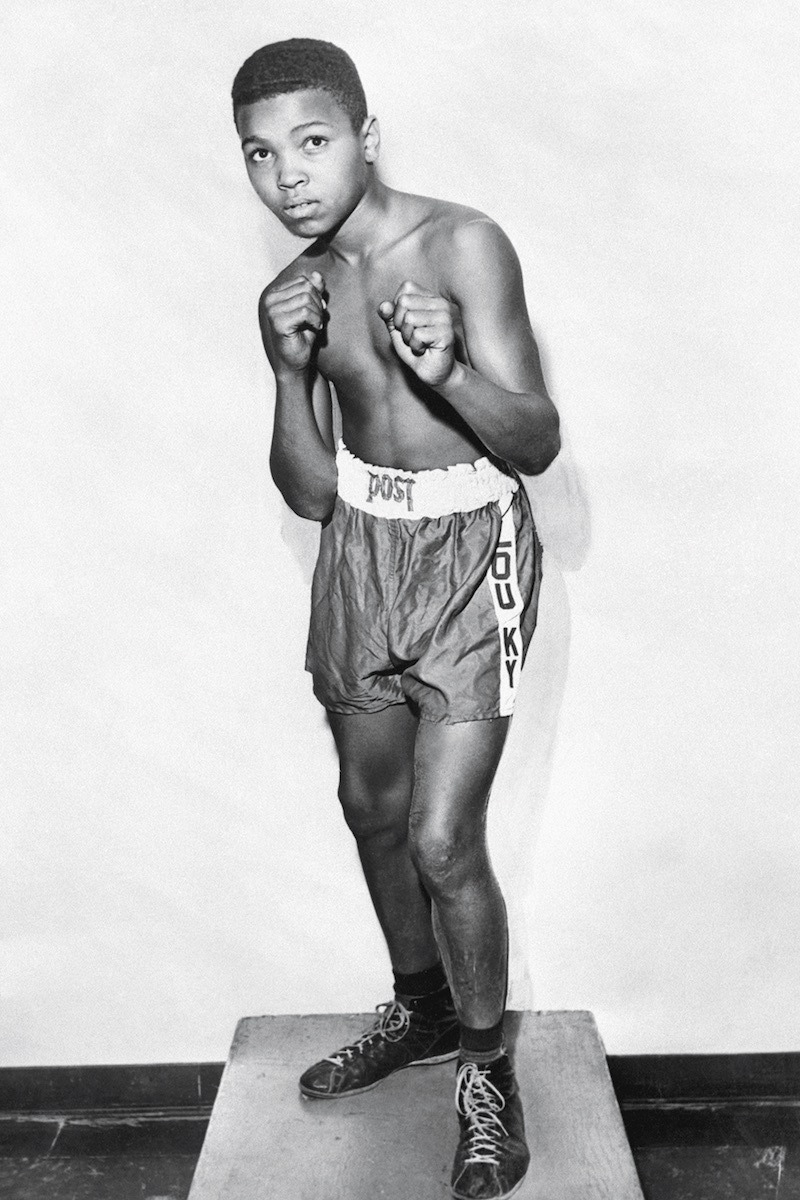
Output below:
[393,960,448,999]
[459,1018,505,1063]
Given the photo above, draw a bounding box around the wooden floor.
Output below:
[189,1010,643,1200]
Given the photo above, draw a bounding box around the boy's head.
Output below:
[233,39,378,239]
[231,38,367,132]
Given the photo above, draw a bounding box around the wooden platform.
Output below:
[189,1010,643,1199]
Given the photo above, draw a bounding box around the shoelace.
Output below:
[324,998,411,1066]
[455,1062,508,1165]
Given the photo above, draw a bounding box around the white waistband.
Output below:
[336,442,518,519]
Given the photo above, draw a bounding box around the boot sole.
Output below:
[451,1173,527,1200]
[299,1047,460,1100]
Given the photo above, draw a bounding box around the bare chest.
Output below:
[315,255,452,393]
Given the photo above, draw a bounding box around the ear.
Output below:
[361,115,380,164]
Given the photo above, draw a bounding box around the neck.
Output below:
[324,175,395,263]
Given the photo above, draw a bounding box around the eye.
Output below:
[304,135,328,151]
[247,147,272,164]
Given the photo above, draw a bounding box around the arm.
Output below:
[378,221,560,476]
[259,270,337,521]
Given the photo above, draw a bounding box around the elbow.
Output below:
[270,454,337,522]
[277,481,336,522]
[517,412,561,476]
[532,426,562,475]
[288,495,336,522]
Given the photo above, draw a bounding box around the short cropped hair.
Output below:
[232,38,368,131]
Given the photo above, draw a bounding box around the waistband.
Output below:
[336,441,518,519]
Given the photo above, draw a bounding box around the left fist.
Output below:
[378,280,456,389]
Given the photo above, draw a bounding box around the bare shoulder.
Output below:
[407,194,520,285]
[259,245,329,304]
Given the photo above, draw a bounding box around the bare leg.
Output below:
[409,717,511,1029]
[328,704,440,974]
[298,709,505,1102]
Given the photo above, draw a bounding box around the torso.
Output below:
[284,191,488,471]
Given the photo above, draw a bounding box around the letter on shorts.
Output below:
[488,504,524,716]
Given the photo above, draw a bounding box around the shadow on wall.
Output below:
[279,501,324,584]
[493,432,591,1007]
[524,433,592,575]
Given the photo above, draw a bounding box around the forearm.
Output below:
[269,375,337,521]
[437,362,561,476]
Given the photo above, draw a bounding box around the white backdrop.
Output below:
[1,0,798,1064]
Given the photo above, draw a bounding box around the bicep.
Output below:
[451,222,550,397]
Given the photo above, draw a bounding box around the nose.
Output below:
[277,154,308,191]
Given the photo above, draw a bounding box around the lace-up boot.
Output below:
[451,1055,530,1199]
[299,984,460,1099]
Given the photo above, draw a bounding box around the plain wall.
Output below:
[1,0,798,1064]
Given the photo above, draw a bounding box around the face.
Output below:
[236,88,377,238]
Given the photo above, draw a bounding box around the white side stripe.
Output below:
[488,503,524,716]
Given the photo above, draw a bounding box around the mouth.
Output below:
[283,200,319,219]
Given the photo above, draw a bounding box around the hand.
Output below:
[378,281,457,389]
[261,271,327,375]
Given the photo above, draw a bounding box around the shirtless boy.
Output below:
[232,39,560,1200]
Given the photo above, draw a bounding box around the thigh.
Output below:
[328,704,419,830]
[398,490,541,725]
[307,502,406,715]
[411,718,510,840]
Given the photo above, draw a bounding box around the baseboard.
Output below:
[1,1053,799,1116]
[607,1052,800,1104]
[0,1062,224,1115]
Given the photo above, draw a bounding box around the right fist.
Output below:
[260,270,327,375]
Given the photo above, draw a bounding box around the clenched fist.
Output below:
[378,280,457,389]
[260,270,327,376]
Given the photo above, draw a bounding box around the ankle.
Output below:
[393,959,448,999]
[459,1045,506,1067]
[459,1017,505,1062]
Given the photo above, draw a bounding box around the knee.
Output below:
[337,776,410,845]
[408,813,481,898]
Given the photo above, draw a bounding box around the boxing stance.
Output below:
[232,38,560,1200]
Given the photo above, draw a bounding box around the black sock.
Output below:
[393,960,448,999]
[459,1018,505,1062]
